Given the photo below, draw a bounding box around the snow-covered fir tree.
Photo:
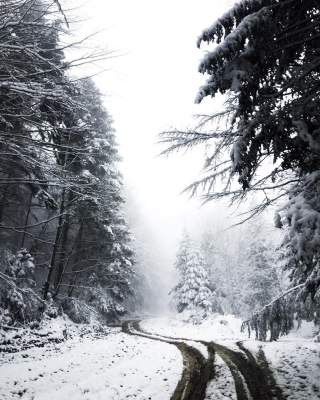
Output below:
[52,79,136,322]
[199,224,248,316]
[171,232,222,322]
[243,238,282,315]
[197,214,285,320]
[200,230,227,308]
[174,230,192,277]
[200,230,217,283]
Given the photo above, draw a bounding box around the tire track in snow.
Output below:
[122,320,213,400]
[124,320,284,400]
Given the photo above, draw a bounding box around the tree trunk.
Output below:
[43,188,66,300]
[53,190,74,296]
[0,174,11,223]
[20,189,33,249]
[68,220,84,297]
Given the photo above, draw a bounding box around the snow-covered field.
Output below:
[0,321,182,400]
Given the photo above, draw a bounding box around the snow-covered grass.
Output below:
[0,320,182,400]
[141,313,246,342]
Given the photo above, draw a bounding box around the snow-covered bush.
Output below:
[61,297,94,324]
[0,249,44,325]
[61,285,126,324]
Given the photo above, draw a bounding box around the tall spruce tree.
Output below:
[171,233,222,322]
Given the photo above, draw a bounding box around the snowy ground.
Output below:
[245,339,320,400]
[1,315,319,400]
[141,314,320,400]
[0,320,182,400]
[243,321,320,400]
[140,313,246,342]
[205,354,236,400]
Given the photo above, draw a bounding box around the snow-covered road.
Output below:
[140,316,320,400]
[125,319,285,400]
[1,316,319,400]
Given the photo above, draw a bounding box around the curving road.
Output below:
[122,320,284,400]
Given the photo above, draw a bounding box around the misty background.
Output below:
[68,0,276,310]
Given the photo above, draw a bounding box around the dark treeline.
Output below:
[0,0,136,326]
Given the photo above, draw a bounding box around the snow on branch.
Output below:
[198,7,270,72]
[241,282,309,341]
[197,0,269,47]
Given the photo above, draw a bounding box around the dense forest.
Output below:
[170,218,282,320]
[0,0,137,327]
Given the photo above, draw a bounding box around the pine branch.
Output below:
[242,282,305,326]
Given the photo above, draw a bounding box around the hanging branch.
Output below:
[241,283,305,341]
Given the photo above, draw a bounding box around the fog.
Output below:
[71,0,245,308]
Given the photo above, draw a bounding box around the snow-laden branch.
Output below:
[242,282,305,326]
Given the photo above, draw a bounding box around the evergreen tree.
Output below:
[48,79,136,321]
[0,1,137,324]
[174,230,192,277]
[171,234,222,322]
[161,0,320,331]
[244,239,281,315]
[200,230,227,308]
[200,230,217,282]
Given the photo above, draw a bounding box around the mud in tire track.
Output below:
[122,320,213,400]
[122,320,284,400]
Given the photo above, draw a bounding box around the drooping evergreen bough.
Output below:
[161,0,320,338]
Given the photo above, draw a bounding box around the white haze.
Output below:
[69,0,251,309]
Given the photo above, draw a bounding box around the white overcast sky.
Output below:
[70,0,237,286]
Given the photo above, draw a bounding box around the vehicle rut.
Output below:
[122,320,284,400]
[122,320,213,400]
